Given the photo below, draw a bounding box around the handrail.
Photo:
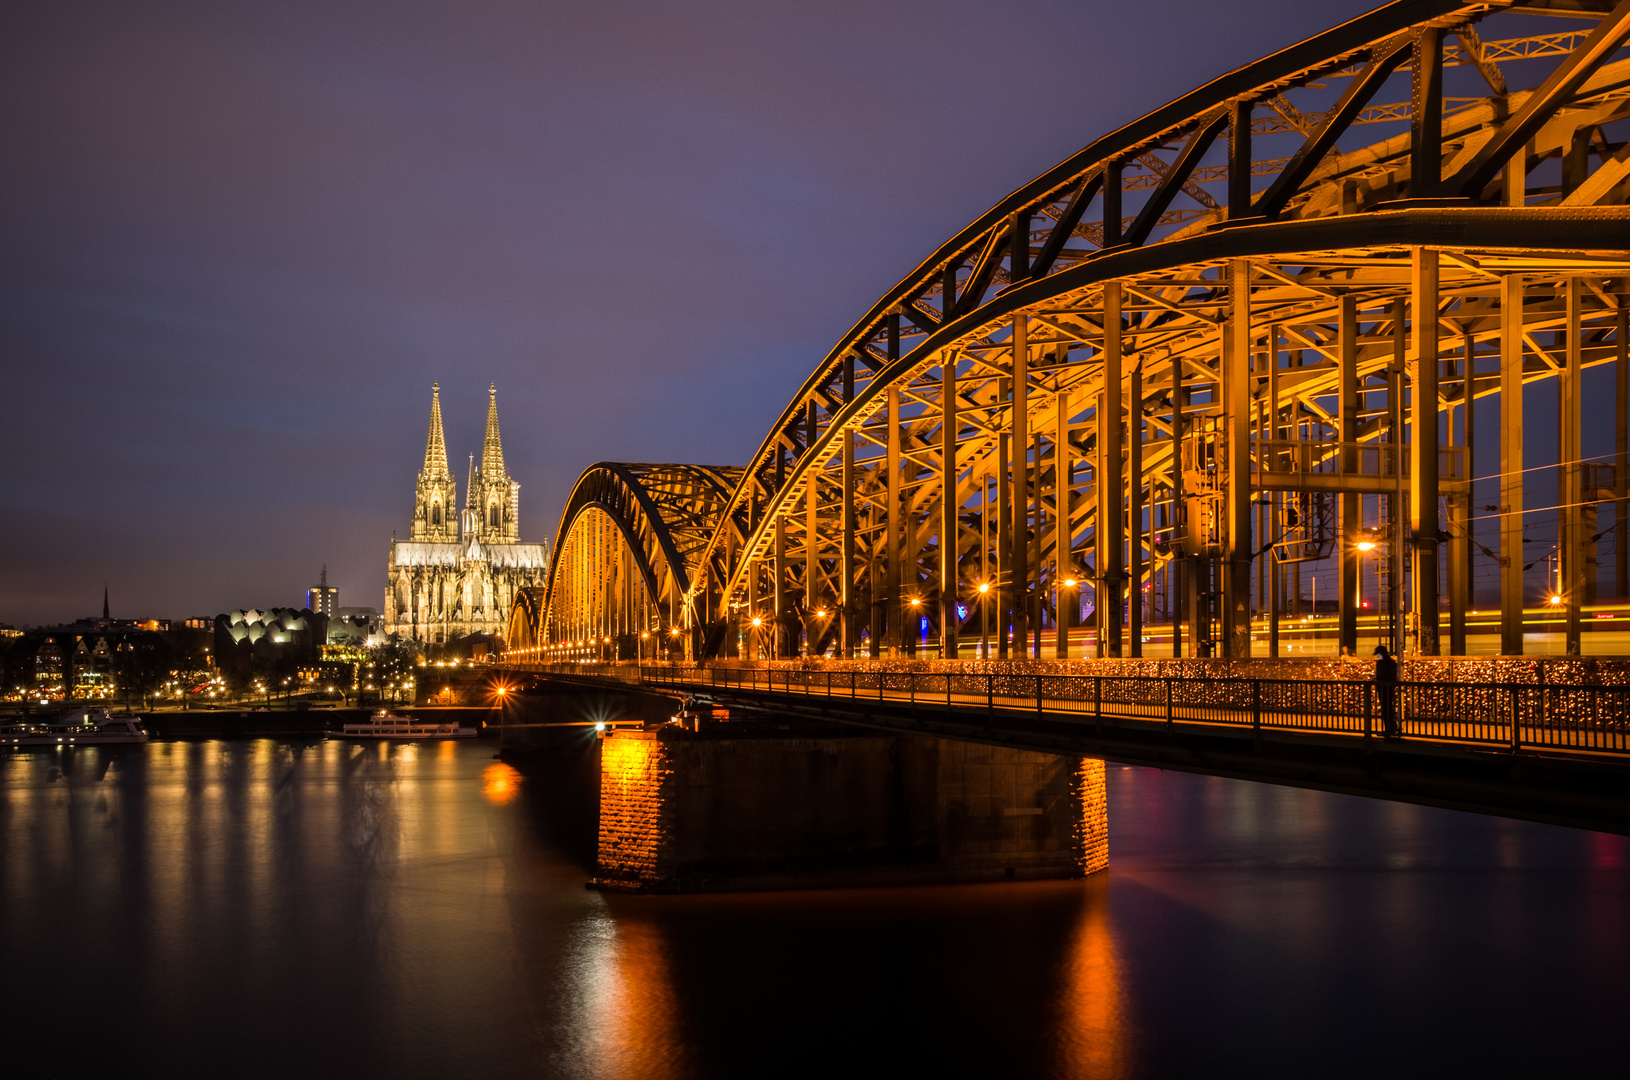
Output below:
[510,660,1630,762]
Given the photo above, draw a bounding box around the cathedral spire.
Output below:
[422,382,451,480]
[481,383,506,478]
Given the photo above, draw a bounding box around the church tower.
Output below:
[411,382,458,541]
[470,383,521,543]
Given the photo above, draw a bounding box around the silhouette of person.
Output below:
[1373,645,1400,738]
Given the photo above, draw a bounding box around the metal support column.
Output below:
[1411,247,1441,655]
[1501,275,1526,654]
[1449,326,1473,655]
[1171,349,1185,657]
[1338,295,1360,655]
[1129,366,1144,657]
[1390,301,1407,655]
[1618,302,1628,597]
[1223,260,1253,657]
[1055,388,1072,660]
[887,384,902,656]
[1564,278,1583,656]
[1100,284,1124,657]
[941,352,959,659]
[1011,318,1031,656]
[774,518,787,659]
[841,427,856,658]
[997,420,1011,659]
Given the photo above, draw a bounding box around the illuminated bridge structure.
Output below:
[509,0,1630,667]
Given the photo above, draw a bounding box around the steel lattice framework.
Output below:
[515,0,1630,665]
[509,463,743,654]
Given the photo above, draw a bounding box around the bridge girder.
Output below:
[508,463,743,653]
[525,0,1630,663]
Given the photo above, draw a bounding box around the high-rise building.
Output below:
[384,384,548,643]
[307,566,339,617]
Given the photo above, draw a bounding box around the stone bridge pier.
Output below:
[500,681,1107,893]
[591,721,1106,894]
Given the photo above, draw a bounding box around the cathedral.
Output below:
[384,383,549,644]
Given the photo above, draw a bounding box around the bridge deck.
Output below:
[504,662,1630,835]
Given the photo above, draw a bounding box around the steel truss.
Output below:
[507,463,742,658]
[521,0,1630,662]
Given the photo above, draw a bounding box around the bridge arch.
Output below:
[515,463,743,659]
[521,0,1630,664]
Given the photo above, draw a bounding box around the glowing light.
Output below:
[752,617,762,627]
[594,720,606,732]
[1063,579,1077,588]
[909,598,922,606]
[978,582,990,594]
[1355,541,1377,552]
[1551,595,1564,605]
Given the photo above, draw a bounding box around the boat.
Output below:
[0,706,150,747]
[329,709,477,740]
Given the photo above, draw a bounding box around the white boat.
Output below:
[0,706,150,747]
[329,710,476,740]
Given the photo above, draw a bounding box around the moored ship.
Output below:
[1,706,150,747]
[329,709,476,740]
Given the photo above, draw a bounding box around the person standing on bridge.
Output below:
[1373,645,1401,739]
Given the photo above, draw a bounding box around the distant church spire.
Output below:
[481,383,506,478]
[471,384,520,543]
[466,454,477,510]
[103,584,109,621]
[422,382,451,480]
[411,381,458,541]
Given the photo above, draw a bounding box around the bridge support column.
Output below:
[1012,317,1032,656]
[1222,260,1252,658]
[842,426,857,658]
[1563,278,1584,657]
[774,520,788,658]
[1411,247,1441,655]
[1617,303,1628,600]
[592,726,1108,893]
[997,423,1011,659]
[1501,276,1526,655]
[1170,349,1185,657]
[1338,293,1361,656]
[1056,387,1072,660]
[941,352,959,659]
[887,383,904,657]
[1100,285,1124,658]
[1449,325,1474,656]
[1129,365,1143,657]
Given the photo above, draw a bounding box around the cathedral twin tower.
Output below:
[385,384,549,644]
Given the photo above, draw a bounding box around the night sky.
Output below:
[2,0,1376,625]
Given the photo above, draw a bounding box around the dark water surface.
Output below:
[2,739,1625,1079]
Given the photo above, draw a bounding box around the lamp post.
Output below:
[977,582,992,659]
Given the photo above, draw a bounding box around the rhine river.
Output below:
[2,738,1625,1079]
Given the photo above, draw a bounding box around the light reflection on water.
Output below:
[0,741,1625,1079]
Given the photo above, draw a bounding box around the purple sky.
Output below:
[1,0,1375,625]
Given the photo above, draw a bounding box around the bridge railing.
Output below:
[510,662,1630,760]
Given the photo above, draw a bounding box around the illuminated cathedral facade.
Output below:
[384,383,549,643]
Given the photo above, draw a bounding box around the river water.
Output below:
[2,738,1625,1079]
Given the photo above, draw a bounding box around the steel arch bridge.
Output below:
[513,0,1630,666]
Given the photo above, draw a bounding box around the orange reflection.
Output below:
[482,762,521,805]
[576,912,689,1077]
[1055,880,1131,1077]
